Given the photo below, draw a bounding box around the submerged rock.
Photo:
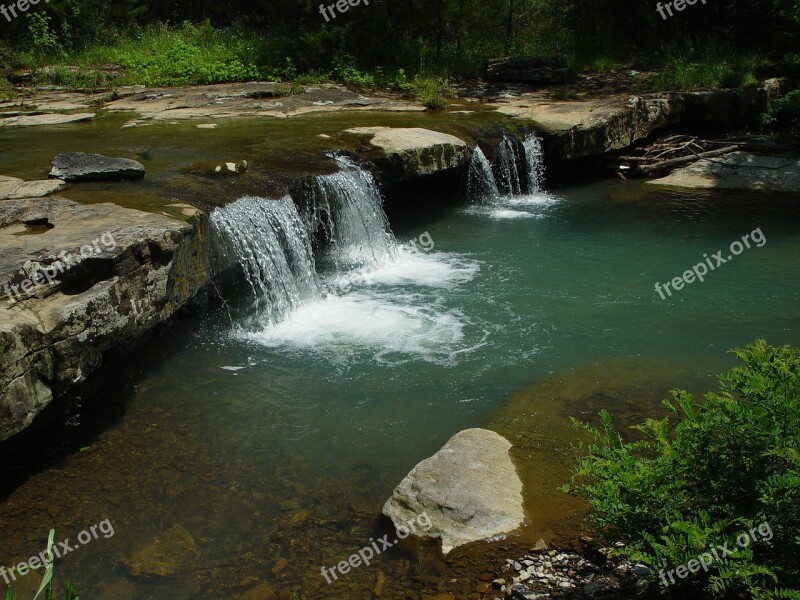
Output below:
[382,428,524,554]
[646,151,800,192]
[50,152,145,181]
[124,524,200,577]
[485,57,569,84]
[184,160,248,177]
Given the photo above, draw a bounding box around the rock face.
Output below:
[647,151,800,192]
[496,87,771,160]
[345,127,470,187]
[382,428,525,555]
[50,152,146,181]
[0,177,66,200]
[0,197,209,441]
[485,57,570,84]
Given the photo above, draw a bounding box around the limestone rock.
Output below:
[345,126,470,187]
[0,113,95,127]
[646,151,800,192]
[485,57,569,84]
[0,197,209,441]
[382,428,524,554]
[496,86,770,160]
[0,178,66,200]
[50,152,145,182]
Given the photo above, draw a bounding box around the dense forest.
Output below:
[1,0,799,86]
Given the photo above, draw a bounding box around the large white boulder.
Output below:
[382,428,525,554]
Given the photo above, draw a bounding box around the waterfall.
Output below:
[468,133,546,202]
[494,136,525,196]
[522,134,545,194]
[304,155,397,271]
[209,156,401,327]
[210,195,322,325]
[466,146,500,204]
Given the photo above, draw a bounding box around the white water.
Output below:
[466,133,556,219]
[212,157,481,362]
[306,155,397,271]
[209,195,322,325]
[466,146,500,204]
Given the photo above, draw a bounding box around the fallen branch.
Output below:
[632,145,742,175]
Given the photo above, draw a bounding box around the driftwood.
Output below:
[632,145,742,175]
[617,134,745,177]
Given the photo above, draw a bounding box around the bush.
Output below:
[763,88,800,139]
[564,340,800,598]
[410,75,457,110]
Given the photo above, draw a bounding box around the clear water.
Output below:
[1,172,799,598]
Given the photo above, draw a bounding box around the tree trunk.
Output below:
[504,0,515,55]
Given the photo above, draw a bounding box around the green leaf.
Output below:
[64,580,79,600]
[33,529,56,600]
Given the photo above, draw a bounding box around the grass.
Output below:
[651,58,759,91]
[20,21,289,87]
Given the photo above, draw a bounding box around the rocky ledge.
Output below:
[495,84,778,160]
[345,126,471,188]
[0,197,209,441]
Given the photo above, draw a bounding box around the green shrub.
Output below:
[410,75,457,110]
[564,340,800,598]
[25,12,65,60]
[764,88,800,138]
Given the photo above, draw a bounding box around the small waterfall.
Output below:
[494,136,525,196]
[467,133,546,201]
[210,195,322,325]
[522,134,545,194]
[305,156,397,271]
[466,146,500,204]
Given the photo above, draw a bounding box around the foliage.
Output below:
[763,83,800,139]
[651,58,759,92]
[564,341,800,598]
[4,530,80,600]
[410,75,457,110]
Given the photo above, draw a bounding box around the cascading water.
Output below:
[466,146,500,204]
[210,156,480,362]
[494,135,525,196]
[210,195,322,325]
[522,134,546,194]
[305,156,397,271]
[467,133,546,202]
